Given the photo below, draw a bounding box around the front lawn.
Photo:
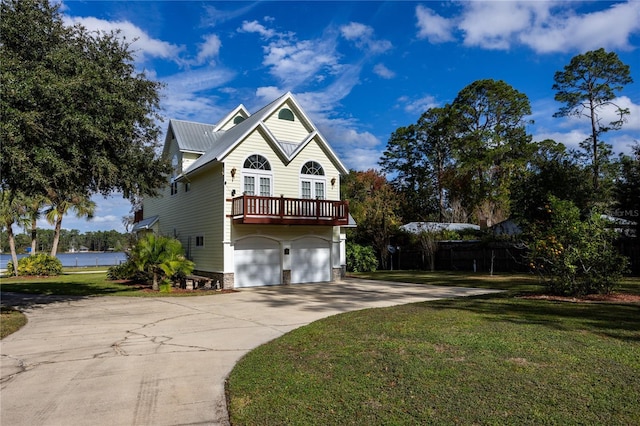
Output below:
[1,307,27,339]
[351,270,640,295]
[227,276,640,425]
[0,271,222,297]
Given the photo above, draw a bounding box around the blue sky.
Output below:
[46,0,639,233]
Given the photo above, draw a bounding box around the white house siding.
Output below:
[263,103,312,143]
[221,131,343,246]
[143,162,225,274]
[181,152,201,173]
[277,140,341,200]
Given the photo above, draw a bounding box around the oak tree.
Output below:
[0,0,171,238]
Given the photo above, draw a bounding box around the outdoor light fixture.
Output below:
[331,177,336,187]
[230,167,237,179]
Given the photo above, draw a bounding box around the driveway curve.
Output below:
[1,279,500,425]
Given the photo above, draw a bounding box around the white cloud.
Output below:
[64,16,183,63]
[160,67,236,121]
[520,1,640,53]
[238,19,277,38]
[340,22,392,54]
[195,34,222,65]
[419,1,640,54]
[262,37,341,89]
[396,95,439,115]
[373,63,395,79]
[415,5,455,43]
[459,1,545,50]
[595,96,640,131]
[339,146,384,171]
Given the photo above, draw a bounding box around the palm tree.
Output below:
[0,190,29,276]
[45,194,96,256]
[131,234,194,291]
[25,194,48,255]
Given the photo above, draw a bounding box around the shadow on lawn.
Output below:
[425,293,640,342]
[0,280,139,310]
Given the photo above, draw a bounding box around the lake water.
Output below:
[0,252,127,270]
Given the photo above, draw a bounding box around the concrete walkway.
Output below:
[1,279,501,425]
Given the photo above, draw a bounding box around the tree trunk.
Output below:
[30,220,37,255]
[152,271,159,291]
[50,209,63,257]
[590,99,599,192]
[6,223,19,276]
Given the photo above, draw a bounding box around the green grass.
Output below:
[1,307,27,339]
[227,275,640,425]
[0,272,222,297]
[351,270,640,295]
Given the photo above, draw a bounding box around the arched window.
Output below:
[243,155,272,196]
[233,115,245,124]
[243,154,271,170]
[300,161,326,199]
[301,161,324,176]
[278,108,295,121]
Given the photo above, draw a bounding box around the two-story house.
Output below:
[133,92,351,288]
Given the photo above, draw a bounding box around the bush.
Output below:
[8,253,63,276]
[527,196,629,296]
[107,259,146,281]
[346,242,378,272]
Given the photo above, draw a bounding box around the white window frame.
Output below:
[242,154,273,197]
[299,161,326,200]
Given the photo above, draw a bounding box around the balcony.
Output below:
[231,195,349,226]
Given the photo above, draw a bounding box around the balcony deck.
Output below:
[231,195,349,226]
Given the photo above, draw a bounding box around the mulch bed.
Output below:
[117,281,237,294]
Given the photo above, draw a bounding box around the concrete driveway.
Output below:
[1,279,500,425]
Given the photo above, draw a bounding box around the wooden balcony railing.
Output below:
[231,195,349,225]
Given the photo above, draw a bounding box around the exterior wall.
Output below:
[182,152,201,172]
[142,162,225,273]
[221,131,341,203]
[263,102,312,143]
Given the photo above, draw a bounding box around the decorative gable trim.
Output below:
[177,92,348,177]
[213,104,251,132]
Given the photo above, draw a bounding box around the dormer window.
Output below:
[233,115,245,124]
[278,108,295,121]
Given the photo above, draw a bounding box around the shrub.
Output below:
[8,253,63,276]
[131,234,194,291]
[107,259,145,281]
[526,196,629,296]
[346,242,378,272]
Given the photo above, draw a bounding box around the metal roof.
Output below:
[401,222,480,234]
[169,120,224,153]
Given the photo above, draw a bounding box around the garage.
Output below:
[234,237,281,287]
[291,236,331,284]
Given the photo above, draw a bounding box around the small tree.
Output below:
[526,196,628,296]
[346,242,378,273]
[131,234,194,291]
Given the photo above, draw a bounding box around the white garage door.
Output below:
[234,237,281,288]
[291,237,331,284]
